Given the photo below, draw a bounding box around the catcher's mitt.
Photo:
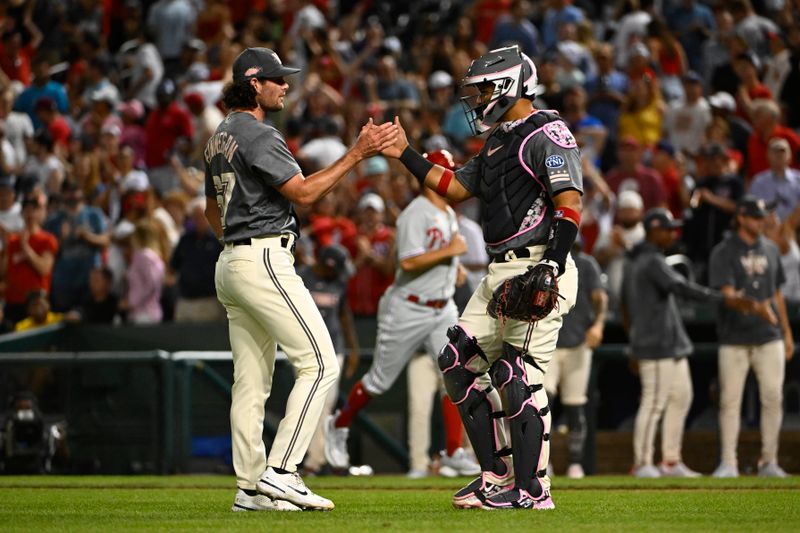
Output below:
[487,263,562,322]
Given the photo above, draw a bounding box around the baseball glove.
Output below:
[487,263,562,322]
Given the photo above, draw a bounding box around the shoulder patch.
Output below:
[545,154,565,168]
[543,121,577,148]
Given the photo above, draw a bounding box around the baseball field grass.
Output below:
[1,475,798,532]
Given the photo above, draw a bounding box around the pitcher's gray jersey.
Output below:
[204,112,301,242]
[393,196,459,300]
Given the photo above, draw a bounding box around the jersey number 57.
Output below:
[212,172,236,229]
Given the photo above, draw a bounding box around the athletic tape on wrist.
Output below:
[399,146,433,186]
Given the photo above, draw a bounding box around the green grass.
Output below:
[1,475,798,532]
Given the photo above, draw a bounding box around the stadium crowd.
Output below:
[0,0,797,475]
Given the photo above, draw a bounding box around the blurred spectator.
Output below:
[71,265,120,324]
[13,57,69,130]
[733,51,772,119]
[651,141,690,220]
[0,88,33,167]
[764,207,800,303]
[746,98,800,181]
[683,142,743,281]
[22,130,64,195]
[702,7,736,89]
[594,190,645,308]
[184,91,223,163]
[297,117,347,172]
[562,85,607,165]
[708,90,752,156]
[365,55,420,122]
[122,218,165,324]
[542,0,585,51]
[605,136,667,210]
[144,79,193,195]
[763,32,790,100]
[646,17,688,103]
[169,197,224,322]
[80,56,120,111]
[34,97,71,151]
[146,0,197,78]
[666,0,715,73]
[749,138,800,221]
[618,73,664,148]
[123,29,165,109]
[347,193,395,317]
[663,72,711,156]
[118,99,147,168]
[0,6,41,86]
[44,181,109,312]
[15,289,63,332]
[585,43,628,137]
[728,0,778,59]
[0,192,57,324]
[490,0,540,57]
[613,0,653,69]
[0,174,22,235]
[308,194,358,257]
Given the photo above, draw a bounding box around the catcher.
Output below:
[382,45,581,510]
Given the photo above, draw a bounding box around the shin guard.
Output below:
[438,326,510,479]
[565,404,587,465]
[490,343,550,494]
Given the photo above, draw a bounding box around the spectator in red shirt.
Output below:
[144,79,193,195]
[734,51,773,121]
[746,98,800,181]
[347,193,395,317]
[651,140,690,219]
[605,136,668,210]
[34,97,71,151]
[308,194,358,258]
[0,19,41,87]
[0,192,57,324]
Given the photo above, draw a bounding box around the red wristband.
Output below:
[554,206,581,226]
[436,169,454,197]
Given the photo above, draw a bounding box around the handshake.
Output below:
[724,293,777,326]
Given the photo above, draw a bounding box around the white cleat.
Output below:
[257,467,335,511]
[439,448,481,477]
[231,489,301,512]
[659,461,702,478]
[324,413,350,469]
[711,463,740,478]
[566,463,585,479]
[633,464,661,478]
[758,462,789,478]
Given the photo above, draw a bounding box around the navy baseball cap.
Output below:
[233,48,300,82]
[737,195,771,218]
[643,207,682,232]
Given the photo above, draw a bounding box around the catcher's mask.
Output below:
[460,45,538,135]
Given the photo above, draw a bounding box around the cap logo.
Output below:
[244,66,262,77]
[545,154,565,168]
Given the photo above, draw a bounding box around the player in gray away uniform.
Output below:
[709,196,794,478]
[204,47,397,512]
[621,208,767,479]
[325,151,473,474]
[382,46,583,510]
[544,241,607,479]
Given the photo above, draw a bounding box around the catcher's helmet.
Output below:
[424,149,456,170]
[460,45,537,134]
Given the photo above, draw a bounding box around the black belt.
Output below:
[231,235,293,249]
[491,247,532,263]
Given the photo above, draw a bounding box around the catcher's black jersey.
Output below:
[204,112,302,243]
[455,110,583,255]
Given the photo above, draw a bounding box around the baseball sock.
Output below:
[441,396,462,456]
[565,404,586,465]
[335,380,371,428]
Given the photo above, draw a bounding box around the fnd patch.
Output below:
[545,154,565,169]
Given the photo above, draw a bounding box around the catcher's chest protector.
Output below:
[478,111,562,247]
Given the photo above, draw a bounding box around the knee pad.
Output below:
[438,325,487,406]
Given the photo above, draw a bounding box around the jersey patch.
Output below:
[543,121,577,148]
[545,154,565,168]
